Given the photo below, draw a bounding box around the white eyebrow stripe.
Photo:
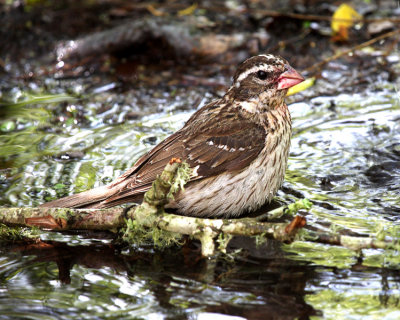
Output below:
[259,54,275,60]
[236,64,275,82]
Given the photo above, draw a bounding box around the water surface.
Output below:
[1,52,400,319]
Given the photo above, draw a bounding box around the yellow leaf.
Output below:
[331,4,362,34]
[178,3,197,16]
[287,77,315,96]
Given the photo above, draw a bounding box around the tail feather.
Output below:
[40,185,114,209]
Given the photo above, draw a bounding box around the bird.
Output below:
[41,54,304,218]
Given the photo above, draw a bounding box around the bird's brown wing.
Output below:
[98,129,185,206]
[41,104,267,209]
[183,112,267,177]
[39,129,186,209]
[101,106,267,207]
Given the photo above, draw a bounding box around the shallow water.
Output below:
[1,54,400,319]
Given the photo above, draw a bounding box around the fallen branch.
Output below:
[128,209,306,256]
[0,207,125,230]
[0,159,308,256]
[0,205,306,257]
[305,230,400,251]
[2,157,400,257]
[55,17,268,62]
[2,158,399,256]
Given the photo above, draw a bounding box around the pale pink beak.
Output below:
[277,65,304,90]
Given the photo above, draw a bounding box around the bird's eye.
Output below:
[256,70,268,80]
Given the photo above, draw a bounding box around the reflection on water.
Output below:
[1,234,400,319]
[0,237,318,319]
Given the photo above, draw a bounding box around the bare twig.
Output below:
[305,28,400,74]
[306,231,400,251]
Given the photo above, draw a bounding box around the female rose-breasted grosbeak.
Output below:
[41,54,304,218]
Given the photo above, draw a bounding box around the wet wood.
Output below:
[55,17,269,62]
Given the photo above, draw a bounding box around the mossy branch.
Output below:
[122,158,308,256]
[0,158,308,256]
[2,158,397,256]
[0,207,125,231]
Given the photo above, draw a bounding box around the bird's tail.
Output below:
[40,185,114,209]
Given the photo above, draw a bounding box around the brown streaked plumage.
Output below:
[41,54,304,218]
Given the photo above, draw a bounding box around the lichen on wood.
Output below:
[0,206,125,231]
[0,223,40,242]
[2,157,399,257]
[0,158,310,256]
[122,159,308,256]
[121,158,191,247]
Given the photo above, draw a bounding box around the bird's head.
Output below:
[228,54,304,111]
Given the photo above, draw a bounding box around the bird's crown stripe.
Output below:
[236,64,275,82]
[258,54,276,60]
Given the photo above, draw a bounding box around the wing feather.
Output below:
[102,104,267,206]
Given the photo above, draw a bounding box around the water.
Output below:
[1,57,400,319]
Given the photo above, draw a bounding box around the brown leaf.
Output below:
[25,215,66,230]
[285,215,306,234]
[169,157,182,165]
[331,25,349,42]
